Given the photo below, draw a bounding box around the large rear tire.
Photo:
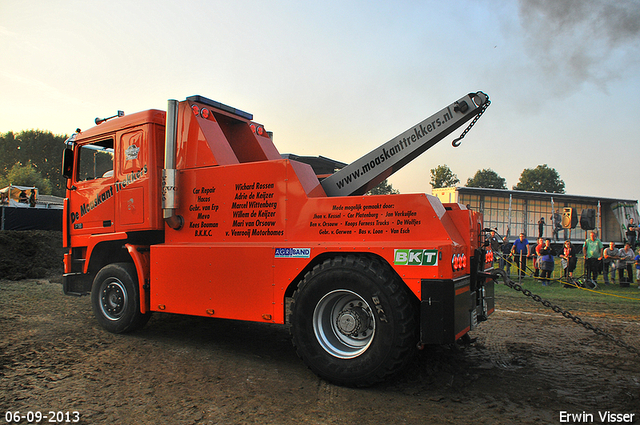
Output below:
[290,255,417,387]
[91,263,151,334]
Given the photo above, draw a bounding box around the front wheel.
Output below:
[290,255,418,387]
[91,263,150,333]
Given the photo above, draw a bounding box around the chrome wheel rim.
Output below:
[99,278,128,321]
[313,289,375,359]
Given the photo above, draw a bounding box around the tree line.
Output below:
[0,130,68,197]
[430,164,565,193]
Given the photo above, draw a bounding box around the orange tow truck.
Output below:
[61,92,495,386]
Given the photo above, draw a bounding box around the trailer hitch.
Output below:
[477,270,500,281]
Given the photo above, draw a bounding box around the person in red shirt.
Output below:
[559,240,577,287]
[533,238,543,281]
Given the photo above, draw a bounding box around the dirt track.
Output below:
[1,278,639,424]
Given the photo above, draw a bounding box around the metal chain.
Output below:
[490,269,640,355]
[452,92,491,147]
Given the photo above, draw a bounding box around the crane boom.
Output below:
[321,91,489,197]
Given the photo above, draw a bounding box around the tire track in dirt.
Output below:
[471,309,639,412]
[2,279,639,424]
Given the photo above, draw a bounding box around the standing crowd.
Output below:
[491,217,640,289]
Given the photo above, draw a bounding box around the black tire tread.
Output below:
[91,262,150,334]
[290,255,417,387]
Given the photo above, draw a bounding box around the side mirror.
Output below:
[62,148,74,179]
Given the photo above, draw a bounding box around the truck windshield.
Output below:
[77,139,114,181]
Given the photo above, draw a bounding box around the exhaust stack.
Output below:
[162,99,183,230]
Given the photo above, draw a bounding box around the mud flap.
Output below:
[62,273,92,296]
[420,277,472,345]
[479,278,495,321]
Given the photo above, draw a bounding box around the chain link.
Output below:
[490,269,640,355]
[452,92,491,147]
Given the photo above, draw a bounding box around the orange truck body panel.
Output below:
[63,95,494,349]
[150,157,474,323]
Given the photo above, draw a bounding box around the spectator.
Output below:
[538,217,545,238]
[583,231,603,283]
[634,249,640,289]
[19,190,28,203]
[602,241,619,285]
[551,210,563,241]
[538,239,555,285]
[627,218,637,248]
[511,233,530,279]
[635,249,640,289]
[617,243,635,287]
[533,238,543,281]
[500,236,512,275]
[29,189,36,207]
[559,240,577,286]
[488,230,501,266]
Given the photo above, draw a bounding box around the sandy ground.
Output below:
[1,278,639,424]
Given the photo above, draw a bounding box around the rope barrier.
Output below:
[493,253,640,301]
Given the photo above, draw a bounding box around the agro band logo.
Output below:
[394,249,438,266]
[275,248,311,258]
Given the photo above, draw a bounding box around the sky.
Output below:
[1,0,639,204]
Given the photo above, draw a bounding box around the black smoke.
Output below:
[519,0,640,94]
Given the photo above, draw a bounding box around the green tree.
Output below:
[0,132,20,176]
[430,164,459,189]
[4,162,53,194]
[465,168,507,189]
[0,130,68,196]
[513,164,565,193]
[367,179,400,195]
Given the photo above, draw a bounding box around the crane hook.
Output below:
[451,93,490,147]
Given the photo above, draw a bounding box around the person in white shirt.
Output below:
[602,241,619,284]
[617,243,635,286]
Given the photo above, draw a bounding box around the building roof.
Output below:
[451,186,637,205]
[37,194,64,206]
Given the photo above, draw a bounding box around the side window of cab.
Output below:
[77,139,114,181]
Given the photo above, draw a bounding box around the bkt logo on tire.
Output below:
[393,249,438,266]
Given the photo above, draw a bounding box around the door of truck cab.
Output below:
[67,137,116,236]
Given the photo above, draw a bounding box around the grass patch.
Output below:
[496,276,640,302]
[494,274,640,318]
